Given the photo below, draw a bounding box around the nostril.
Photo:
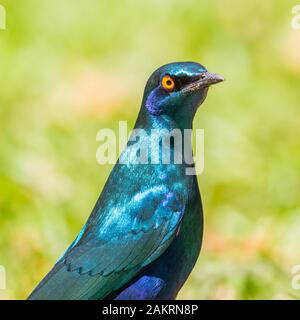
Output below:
[200,74,206,79]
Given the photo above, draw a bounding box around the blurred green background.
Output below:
[0,0,300,299]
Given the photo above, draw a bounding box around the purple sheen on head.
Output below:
[145,89,163,115]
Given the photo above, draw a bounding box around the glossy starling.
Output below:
[28,62,224,300]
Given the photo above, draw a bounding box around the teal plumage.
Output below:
[28,62,223,300]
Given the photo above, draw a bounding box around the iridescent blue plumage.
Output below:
[28,62,223,300]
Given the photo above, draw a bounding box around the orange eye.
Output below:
[161,75,175,92]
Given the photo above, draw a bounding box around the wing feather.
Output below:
[28,185,186,300]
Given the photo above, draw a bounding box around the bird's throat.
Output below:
[127,108,195,167]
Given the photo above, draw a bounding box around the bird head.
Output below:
[141,62,224,127]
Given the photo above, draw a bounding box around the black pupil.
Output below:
[166,80,172,86]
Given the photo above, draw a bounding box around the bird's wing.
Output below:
[29,185,186,300]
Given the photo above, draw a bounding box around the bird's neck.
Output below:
[128,108,195,167]
[135,108,193,132]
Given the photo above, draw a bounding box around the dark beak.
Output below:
[183,72,224,93]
